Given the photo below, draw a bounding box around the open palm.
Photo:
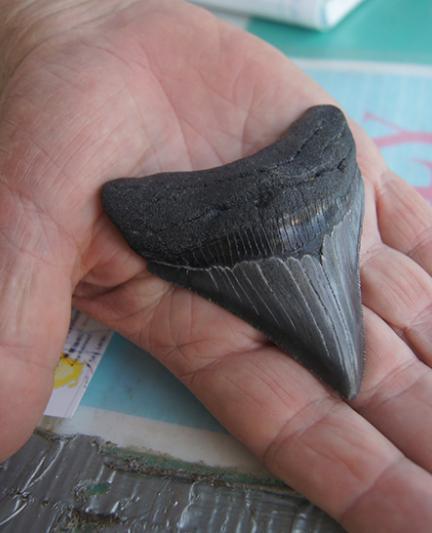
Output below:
[1,1,431,530]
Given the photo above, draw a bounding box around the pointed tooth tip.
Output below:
[333,367,362,400]
[312,360,362,401]
[340,379,361,401]
[342,386,360,402]
[327,343,364,401]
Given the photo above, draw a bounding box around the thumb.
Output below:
[0,183,74,460]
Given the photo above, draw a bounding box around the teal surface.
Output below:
[82,334,224,432]
[249,0,432,64]
[308,67,432,195]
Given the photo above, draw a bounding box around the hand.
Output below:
[1,1,431,530]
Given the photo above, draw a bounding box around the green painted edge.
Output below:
[99,440,289,492]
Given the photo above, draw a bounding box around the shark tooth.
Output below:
[102,105,365,399]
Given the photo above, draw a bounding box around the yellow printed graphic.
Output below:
[54,353,85,389]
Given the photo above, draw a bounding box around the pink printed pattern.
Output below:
[364,113,432,202]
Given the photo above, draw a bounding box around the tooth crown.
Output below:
[102,105,365,399]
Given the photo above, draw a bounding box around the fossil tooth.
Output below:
[102,105,365,399]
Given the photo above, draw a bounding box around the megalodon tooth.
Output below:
[102,105,365,399]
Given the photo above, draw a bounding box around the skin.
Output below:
[0,0,431,530]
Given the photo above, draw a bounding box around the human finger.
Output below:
[360,242,432,363]
[375,170,432,275]
[352,307,432,473]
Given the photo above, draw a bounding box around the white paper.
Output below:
[194,0,365,29]
[44,310,112,418]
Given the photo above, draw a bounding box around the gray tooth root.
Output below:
[102,105,365,399]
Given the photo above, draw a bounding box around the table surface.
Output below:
[250,0,432,64]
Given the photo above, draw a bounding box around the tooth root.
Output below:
[102,105,365,398]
